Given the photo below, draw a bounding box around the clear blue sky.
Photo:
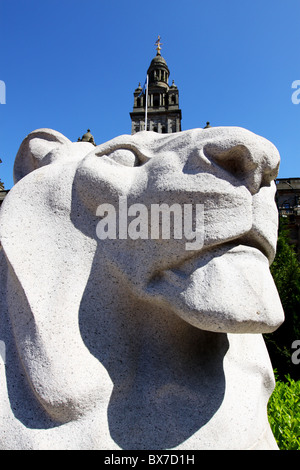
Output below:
[1,0,300,189]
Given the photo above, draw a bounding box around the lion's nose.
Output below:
[202,136,280,195]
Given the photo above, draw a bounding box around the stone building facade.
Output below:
[0,189,9,207]
[275,177,300,257]
[130,38,182,134]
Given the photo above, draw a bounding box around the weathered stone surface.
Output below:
[0,127,284,449]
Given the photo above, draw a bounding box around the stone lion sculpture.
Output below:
[0,127,284,450]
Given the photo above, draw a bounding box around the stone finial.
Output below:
[155,35,162,55]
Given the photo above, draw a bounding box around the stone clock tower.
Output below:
[130,37,182,134]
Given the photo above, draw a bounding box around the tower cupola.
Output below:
[147,43,170,89]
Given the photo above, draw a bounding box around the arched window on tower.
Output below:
[153,94,159,107]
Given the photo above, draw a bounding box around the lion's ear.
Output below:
[13,128,71,183]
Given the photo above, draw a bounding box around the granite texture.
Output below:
[0,127,284,449]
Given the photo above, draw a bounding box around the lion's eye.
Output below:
[107,149,139,167]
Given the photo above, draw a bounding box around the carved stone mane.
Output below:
[0,127,284,449]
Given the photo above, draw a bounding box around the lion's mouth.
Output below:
[166,243,266,282]
[153,223,273,278]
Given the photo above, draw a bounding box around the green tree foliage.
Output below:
[268,374,300,450]
[264,217,300,380]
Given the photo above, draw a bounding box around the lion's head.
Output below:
[0,127,284,449]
